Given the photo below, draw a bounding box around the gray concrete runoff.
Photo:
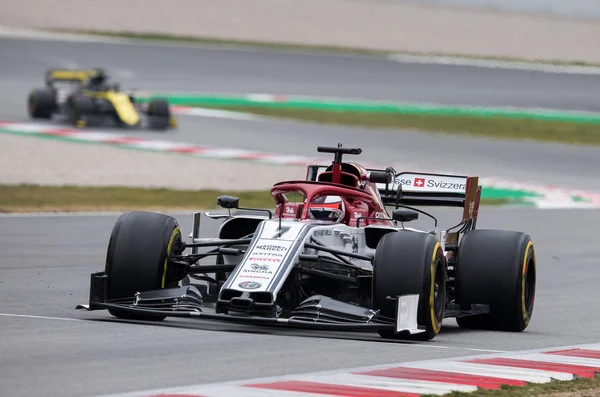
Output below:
[0,134,306,191]
[1,0,600,63]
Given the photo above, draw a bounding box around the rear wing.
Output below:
[45,68,99,84]
[376,171,481,221]
[306,165,481,223]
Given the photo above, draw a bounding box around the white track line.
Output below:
[0,313,86,322]
[173,106,264,121]
[0,210,195,217]
[388,53,600,75]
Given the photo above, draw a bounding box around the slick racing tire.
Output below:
[372,231,446,341]
[28,88,56,119]
[105,211,182,321]
[454,230,536,332]
[68,95,94,127]
[147,98,172,130]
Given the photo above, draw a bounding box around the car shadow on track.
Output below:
[82,315,497,346]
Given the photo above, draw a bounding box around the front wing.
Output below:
[76,272,424,336]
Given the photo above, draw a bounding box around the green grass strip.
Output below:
[139,94,600,124]
[177,104,600,146]
[480,186,541,204]
[0,185,273,213]
[0,184,521,213]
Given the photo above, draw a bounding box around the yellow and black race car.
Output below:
[27,68,177,131]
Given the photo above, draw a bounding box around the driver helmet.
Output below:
[308,195,345,222]
[88,69,107,86]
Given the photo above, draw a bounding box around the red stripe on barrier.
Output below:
[545,349,600,360]
[246,380,420,397]
[357,366,526,390]
[168,146,208,154]
[236,153,269,160]
[40,128,77,136]
[147,394,208,397]
[286,160,312,166]
[103,137,145,145]
[465,358,600,378]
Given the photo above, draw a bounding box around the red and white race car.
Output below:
[78,144,537,341]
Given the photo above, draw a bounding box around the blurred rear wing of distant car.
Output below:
[306,165,481,224]
[45,68,99,84]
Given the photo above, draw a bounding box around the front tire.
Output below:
[105,211,182,321]
[454,229,536,332]
[372,231,446,341]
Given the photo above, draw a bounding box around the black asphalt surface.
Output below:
[1,208,599,397]
[1,36,600,112]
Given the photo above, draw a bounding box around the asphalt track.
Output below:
[2,36,600,112]
[1,208,599,397]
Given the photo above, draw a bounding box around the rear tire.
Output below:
[28,88,56,119]
[372,231,446,341]
[105,211,182,321]
[454,229,536,332]
[147,98,172,130]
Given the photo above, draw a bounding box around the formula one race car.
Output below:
[77,144,537,341]
[27,68,177,130]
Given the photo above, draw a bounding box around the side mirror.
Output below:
[392,209,418,223]
[368,171,392,184]
[217,195,239,209]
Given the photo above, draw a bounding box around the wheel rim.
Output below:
[524,257,536,314]
[433,261,444,320]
